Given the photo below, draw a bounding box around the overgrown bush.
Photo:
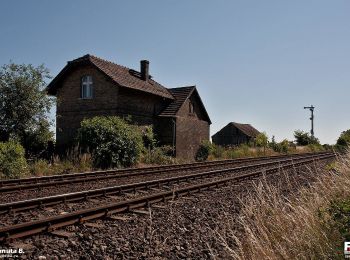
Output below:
[195,140,214,161]
[211,144,225,159]
[141,146,176,165]
[77,116,143,169]
[225,144,255,159]
[307,143,325,152]
[0,141,27,178]
[141,126,157,150]
[21,119,54,158]
[273,139,290,153]
[294,130,320,146]
[337,129,350,150]
[29,154,93,176]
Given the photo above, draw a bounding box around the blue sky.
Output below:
[1,1,349,144]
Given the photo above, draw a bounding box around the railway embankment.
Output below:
[215,152,350,259]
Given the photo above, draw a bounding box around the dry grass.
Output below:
[29,153,93,177]
[214,152,350,259]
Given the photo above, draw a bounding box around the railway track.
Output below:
[0,153,331,215]
[0,152,329,193]
[0,153,334,242]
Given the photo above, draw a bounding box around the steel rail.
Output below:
[0,152,332,193]
[0,152,329,187]
[0,154,333,214]
[0,154,334,242]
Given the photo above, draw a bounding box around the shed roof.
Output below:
[212,122,260,138]
[46,54,174,99]
[230,122,260,137]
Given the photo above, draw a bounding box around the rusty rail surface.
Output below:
[0,152,330,193]
[0,153,332,214]
[0,153,334,242]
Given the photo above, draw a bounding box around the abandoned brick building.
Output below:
[212,122,260,146]
[46,54,211,159]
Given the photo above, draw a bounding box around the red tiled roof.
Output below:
[46,54,174,99]
[230,122,260,137]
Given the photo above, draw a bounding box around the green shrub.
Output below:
[337,130,350,149]
[195,140,214,161]
[21,119,54,158]
[225,144,254,159]
[78,116,143,169]
[140,126,157,150]
[294,130,320,146]
[29,159,51,176]
[307,143,325,152]
[273,139,290,154]
[211,144,225,159]
[0,141,27,178]
[141,146,176,165]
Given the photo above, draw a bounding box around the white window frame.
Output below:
[81,75,93,99]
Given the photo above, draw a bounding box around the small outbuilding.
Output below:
[212,122,260,146]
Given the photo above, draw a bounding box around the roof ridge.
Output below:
[85,55,173,97]
[87,54,132,72]
[168,85,196,90]
[48,54,174,99]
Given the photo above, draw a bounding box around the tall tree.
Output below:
[0,62,53,143]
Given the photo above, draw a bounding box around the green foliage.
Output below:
[78,116,143,169]
[307,143,325,152]
[141,126,157,150]
[211,144,225,158]
[255,132,268,147]
[141,146,176,165]
[328,199,350,244]
[273,139,290,153]
[337,130,350,148]
[256,132,269,154]
[0,141,27,179]
[0,62,53,142]
[322,144,333,151]
[294,130,320,146]
[21,118,54,158]
[29,154,92,177]
[195,140,214,161]
[225,144,255,159]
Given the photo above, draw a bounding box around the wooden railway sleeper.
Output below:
[104,209,110,218]
[46,222,53,232]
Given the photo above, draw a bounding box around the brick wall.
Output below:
[54,63,211,160]
[175,94,210,160]
[176,117,209,159]
[56,64,168,149]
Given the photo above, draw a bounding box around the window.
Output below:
[189,100,194,114]
[81,75,93,99]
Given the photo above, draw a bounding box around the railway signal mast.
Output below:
[304,105,315,137]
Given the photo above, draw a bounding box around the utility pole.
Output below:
[303,105,315,137]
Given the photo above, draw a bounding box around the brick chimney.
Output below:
[140,60,149,81]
